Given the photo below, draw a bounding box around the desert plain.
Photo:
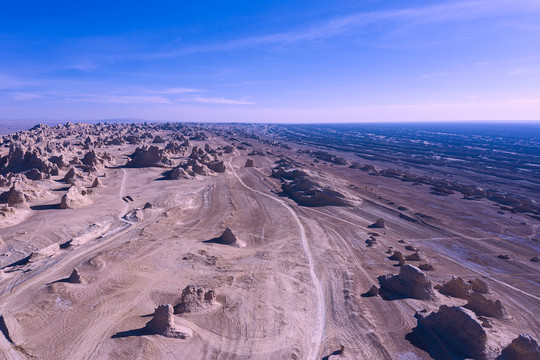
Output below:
[0,122,538,360]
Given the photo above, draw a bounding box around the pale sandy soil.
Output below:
[0,124,537,360]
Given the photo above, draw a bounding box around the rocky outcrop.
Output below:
[6,185,27,207]
[414,305,497,360]
[63,167,80,184]
[210,227,241,247]
[465,293,509,319]
[378,264,434,300]
[174,285,217,314]
[280,174,349,206]
[206,160,226,173]
[500,334,540,360]
[125,146,173,168]
[152,135,165,143]
[67,268,83,284]
[405,251,424,261]
[91,177,103,188]
[471,278,489,294]
[168,166,190,180]
[389,251,405,266]
[245,159,254,167]
[368,218,385,228]
[145,304,191,338]
[437,277,473,299]
[419,263,435,271]
[60,186,92,209]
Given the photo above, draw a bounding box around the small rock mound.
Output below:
[415,305,497,360]
[174,285,217,314]
[405,251,425,262]
[389,251,405,266]
[91,177,103,188]
[67,268,83,284]
[530,256,539,262]
[210,227,241,247]
[368,218,385,228]
[465,293,509,319]
[437,277,473,299]
[145,304,191,338]
[377,264,434,300]
[245,159,254,167]
[500,334,540,360]
[419,263,435,271]
[364,285,379,297]
[470,278,489,294]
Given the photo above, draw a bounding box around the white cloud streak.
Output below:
[192,97,254,105]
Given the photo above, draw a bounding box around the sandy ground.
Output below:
[0,125,538,360]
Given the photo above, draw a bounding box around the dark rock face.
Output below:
[368,218,385,228]
[245,159,254,167]
[211,227,240,247]
[365,285,379,297]
[377,264,434,300]
[125,146,173,168]
[419,263,434,271]
[67,268,83,284]
[174,285,216,314]
[465,293,509,319]
[500,334,540,360]
[415,305,496,360]
[206,160,226,173]
[405,251,424,261]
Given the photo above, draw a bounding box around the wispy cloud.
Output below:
[147,0,540,58]
[192,97,254,105]
[12,92,43,100]
[508,67,540,76]
[161,87,200,94]
[0,73,33,89]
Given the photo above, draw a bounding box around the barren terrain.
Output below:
[0,122,538,360]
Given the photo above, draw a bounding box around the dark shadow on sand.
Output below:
[111,327,147,339]
[30,203,61,210]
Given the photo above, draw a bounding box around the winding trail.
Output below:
[227,154,326,360]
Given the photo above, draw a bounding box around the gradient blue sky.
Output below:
[1,0,539,123]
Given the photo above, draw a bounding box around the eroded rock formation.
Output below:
[377,264,434,300]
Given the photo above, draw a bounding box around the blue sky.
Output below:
[1,0,539,122]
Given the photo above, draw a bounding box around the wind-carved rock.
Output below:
[465,293,510,319]
[500,334,540,360]
[437,277,473,299]
[125,146,173,168]
[378,264,434,300]
[145,304,192,338]
[67,268,83,284]
[368,218,385,228]
[414,305,498,360]
[60,186,92,209]
[174,285,217,314]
